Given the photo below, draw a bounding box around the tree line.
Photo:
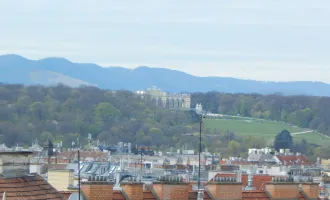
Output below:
[192,92,330,136]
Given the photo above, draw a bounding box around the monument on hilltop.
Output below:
[136,86,191,110]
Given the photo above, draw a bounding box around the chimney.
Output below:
[206,177,242,200]
[152,176,189,200]
[48,169,74,192]
[81,176,114,200]
[121,179,144,200]
[265,177,299,199]
[301,182,319,200]
[0,151,33,178]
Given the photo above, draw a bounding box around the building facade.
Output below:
[136,86,191,109]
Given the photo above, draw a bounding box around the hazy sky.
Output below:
[1,0,329,82]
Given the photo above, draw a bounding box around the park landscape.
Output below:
[204,117,330,146]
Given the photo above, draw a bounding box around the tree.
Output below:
[274,130,293,151]
[228,140,240,156]
[313,147,330,159]
[15,95,32,118]
[28,102,48,121]
[148,128,163,146]
[95,102,120,123]
[40,132,54,144]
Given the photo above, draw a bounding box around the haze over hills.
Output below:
[1,54,330,96]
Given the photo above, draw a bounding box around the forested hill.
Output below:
[1,54,330,96]
[0,84,197,148]
[192,92,330,136]
[1,84,330,160]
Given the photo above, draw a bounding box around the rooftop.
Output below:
[0,151,33,155]
[0,174,64,200]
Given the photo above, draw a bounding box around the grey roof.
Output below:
[68,162,117,178]
[66,163,78,171]
[260,154,277,162]
[247,153,262,162]
[66,163,79,176]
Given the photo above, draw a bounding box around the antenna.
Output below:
[78,150,81,200]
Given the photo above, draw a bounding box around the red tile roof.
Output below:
[219,160,252,165]
[0,174,65,200]
[242,190,307,200]
[242,175,275,190]
[188,191,212,200]
[277,155,311,166]
[242,190,269,200]
[210,174,287,190]
[113,191,126,200]
[208,173,236,183]
[143,190,157,200]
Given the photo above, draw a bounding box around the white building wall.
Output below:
[254,166,288,176]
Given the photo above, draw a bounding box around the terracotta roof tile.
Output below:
[277,155,311,165]
[243,190,269,200]
[242,175,274,190]
[0,175,64,200]
[242,190,307,200]
[113,191,125,200]
[143,190,157,200]
[188,191,212,200]
[208,173,236,183]
[219,160,252,165]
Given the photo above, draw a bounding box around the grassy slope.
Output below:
[205,118,330,146]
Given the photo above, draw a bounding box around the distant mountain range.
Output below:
[1,54,330,96]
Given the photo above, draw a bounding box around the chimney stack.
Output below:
[0,151,33,178]
[206,177,242,200]
[301,179,319,200]
[265,177,299,200]
[81,176,114,200]
[121,177,144,200]
[152,175,189,200]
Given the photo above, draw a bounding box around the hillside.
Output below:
[205,118,330,146]
[1,54,330,96]
[1,84,329,160]
[192,92,330,138]
[0,84,196,149]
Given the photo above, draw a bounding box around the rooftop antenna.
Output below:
[248,173,253,188]
[198,114,205,200]
[78,150,81,200]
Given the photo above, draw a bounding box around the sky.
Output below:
[0,0,329,82]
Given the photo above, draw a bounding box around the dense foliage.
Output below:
[0,84,199,149]
[192,92,330,136]
[274,130,293,151]
[1,84,330,161]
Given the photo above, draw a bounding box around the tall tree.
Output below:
[274,129,293,151]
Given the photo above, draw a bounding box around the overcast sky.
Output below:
[0,0,329,82]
